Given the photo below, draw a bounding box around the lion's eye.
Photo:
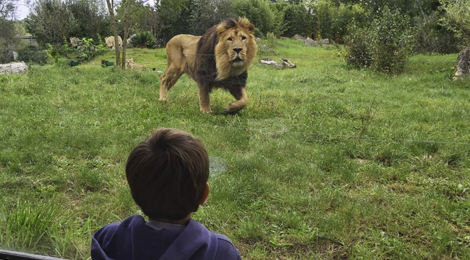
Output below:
[242,36,247,40]
[227,37,233,42]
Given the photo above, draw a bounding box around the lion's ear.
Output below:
[247,23,255,34]
[237,17,255,34]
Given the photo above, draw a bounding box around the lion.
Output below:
[159,17,257,113]
[105,36,123,50]
[125,58,147,71]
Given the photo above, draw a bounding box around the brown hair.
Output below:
[125,128,209,220]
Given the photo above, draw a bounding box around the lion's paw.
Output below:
[159,97,168,102]
[200,108,212,114]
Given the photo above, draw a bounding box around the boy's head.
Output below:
[126,128,209,221]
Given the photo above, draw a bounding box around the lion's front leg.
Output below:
[225,87,248,113]
[198,85,212,113]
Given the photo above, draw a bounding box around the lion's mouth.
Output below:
[230,57,246,65]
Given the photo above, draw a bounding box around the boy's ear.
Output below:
[199,183,210,205]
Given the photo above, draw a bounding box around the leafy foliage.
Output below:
[25,0,76,45]
[439,0,470,47]
[77,38,105,62]
[130,31,156,49]
[342,21,373,69]
[343,6,415,75]
[413,12,461,54]
[17,46,53,65]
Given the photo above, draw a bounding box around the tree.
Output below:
[0,0,20,62]
[66,0,111,41]
[105,0,121,66]
[439,0,470,46]
[25,0,75,45]
[155,0,192,45]
[187,0,234,36]
[232,0,275,35]
[117,0,148,69]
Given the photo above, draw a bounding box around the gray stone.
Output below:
[305,37,320,47]
[0,62,28,75]
[292,34,305,40]
[321,38,330,45]
[454,46,470,80]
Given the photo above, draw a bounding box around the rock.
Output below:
[321,38,330,45]
[292,34,305,40]
[454,46,470,80]
[305,37,320,47]
[0,62,28,75]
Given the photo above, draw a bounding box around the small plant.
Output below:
[76,38,105,62]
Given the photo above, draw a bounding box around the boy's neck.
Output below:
[149,213,192,226]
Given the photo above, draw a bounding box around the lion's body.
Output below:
[159,17,257,113]
[125,58,147,71]
[105,36,123,50]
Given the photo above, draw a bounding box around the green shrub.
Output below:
[342,21,373,69]
[0,48,14,64]
[76,38,105,62]
[130,32,157,49]
[17,46,53,65]
[413,12,461,54]
[343,6,415,75]
[369,6,415,74]
[47,44,71,62]
[254,28,264,39]
[266,32,276,48]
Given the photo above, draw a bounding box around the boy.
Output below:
[91,128,242,260]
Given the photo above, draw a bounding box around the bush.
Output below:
[342,21,373,68]
[47,44,71,62]
[343,6,415,75]
[369,6,415,74]
[130,32,157,49]
[17,46,53,65]
[76,38,105,62]
[0,49,14,64]
[413,12,461,54]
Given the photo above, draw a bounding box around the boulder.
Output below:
[305,37,320,47]
[321,38,330,45]
[454,46,470,80]
[0,62,28,75]
[292,34,305,40]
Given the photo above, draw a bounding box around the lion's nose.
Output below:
[233,47,243,53]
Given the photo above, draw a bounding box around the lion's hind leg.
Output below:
[159,37,186,102]
[159,67,184,102]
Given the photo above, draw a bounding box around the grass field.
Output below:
[1,39,469,259]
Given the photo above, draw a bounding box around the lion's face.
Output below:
[215,18,257,80]
[221,30,250,67]
[125,58,134,68]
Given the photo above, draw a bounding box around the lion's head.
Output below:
[214,17,257,80]
[125,58,134,69]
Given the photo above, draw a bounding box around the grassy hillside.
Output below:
[1,40,469,259]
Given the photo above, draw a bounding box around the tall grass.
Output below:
[1,43,469,259]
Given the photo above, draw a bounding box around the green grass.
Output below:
[1,40,469,259]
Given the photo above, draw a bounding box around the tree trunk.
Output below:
[121,0,133,69]
[105,0,120,66]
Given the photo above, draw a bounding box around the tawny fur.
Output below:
[159,17,257,113]
[105,36,123,49]
[125,58,147,71]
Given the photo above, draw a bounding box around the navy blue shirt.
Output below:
[91,215,242,260]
